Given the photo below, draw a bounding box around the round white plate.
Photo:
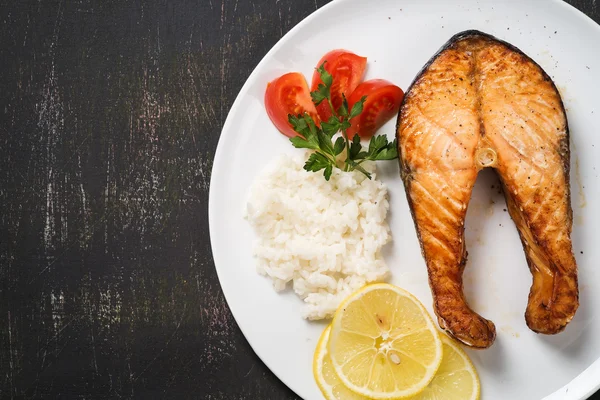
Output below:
[209,0,600,399]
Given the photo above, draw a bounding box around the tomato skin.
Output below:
[265,72,320,138]
[310,50,367,122]
[346,79,404,138]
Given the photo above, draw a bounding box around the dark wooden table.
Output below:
[0,1,598,399]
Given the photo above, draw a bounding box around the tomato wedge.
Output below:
[346,79,404,138]
[310,50,367,122]
[265,72,320,138]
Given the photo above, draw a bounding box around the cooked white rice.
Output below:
[245,152,391,320]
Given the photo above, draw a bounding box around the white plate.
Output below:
[209,0,600,399]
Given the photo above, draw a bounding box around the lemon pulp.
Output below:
[407,334,480,400]
[328,283,443,399]
[313,326,369,400]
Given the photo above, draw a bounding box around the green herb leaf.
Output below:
[337,94,349,118]
[290,136,318,150]
[316,62,333,87]
[290,114,319,148]
[324,164,333,181]
[310,63,333,105]
[368,134,389,155]
[304,113,319,136]
[288,114,309,137]
[372,139,398,160]
[333,137,345,156]
[304,152,333,173]
[312,83,330,105]
[366,135,398,161]
[321,116,341,138]
[349,134,362,160]
[310,90,327,105]
[355,151,369,160]
[316,130,334,156]
[349,96,367,119]
[347,159,372,179]
[340,120,351,132]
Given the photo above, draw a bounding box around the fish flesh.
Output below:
[396,30,579,349]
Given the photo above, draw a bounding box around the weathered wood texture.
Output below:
[0,1,598,399]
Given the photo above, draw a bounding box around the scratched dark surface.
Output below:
[0,0,598,399]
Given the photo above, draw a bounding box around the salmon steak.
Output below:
[396,30,579,349]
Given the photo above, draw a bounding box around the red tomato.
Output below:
[264,72,320,138]
[346,79,404,138]
[310,50,367,122]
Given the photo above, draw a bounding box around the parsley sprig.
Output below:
[288,63,398,180]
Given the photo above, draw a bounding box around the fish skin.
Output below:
[396,30,579,349]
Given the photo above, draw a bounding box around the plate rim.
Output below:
[208,1,600,399]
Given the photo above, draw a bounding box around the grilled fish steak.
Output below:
[397,30,579,349]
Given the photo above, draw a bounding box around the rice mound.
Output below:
[245,152,391,320]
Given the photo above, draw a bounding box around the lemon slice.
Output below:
[408,334,480,400]
[313,325,369,400]
[328,283,443,399]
